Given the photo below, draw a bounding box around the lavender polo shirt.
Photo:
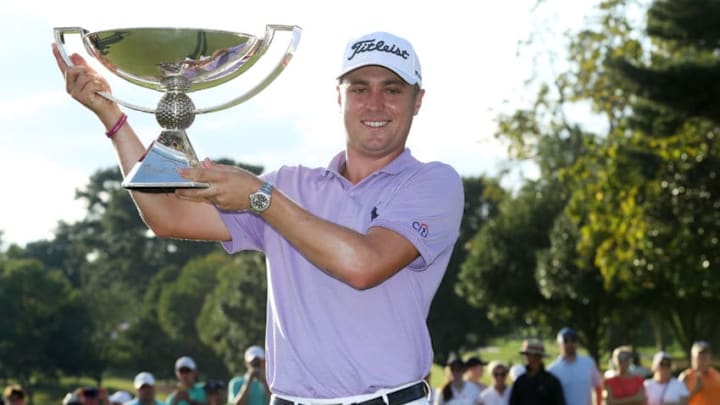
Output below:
[218,149,464,398]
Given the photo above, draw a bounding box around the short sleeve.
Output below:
[371,162,463,270]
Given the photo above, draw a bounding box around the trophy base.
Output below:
[122,141,209,192]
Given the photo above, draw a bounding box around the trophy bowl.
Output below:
[54,25,301,191]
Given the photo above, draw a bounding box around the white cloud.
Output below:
[0,151,87,247]
[0,91,66,118]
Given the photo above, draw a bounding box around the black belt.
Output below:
[271,382,427,405]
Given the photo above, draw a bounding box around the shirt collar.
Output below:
[325,148,417,178]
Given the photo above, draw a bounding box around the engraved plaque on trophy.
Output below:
[54,25,301,191]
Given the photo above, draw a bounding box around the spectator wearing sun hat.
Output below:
[167,356,207,405]
[679,341,720,405]
[509,339,566,405]
[126,372,163,405]
[644,351,689,405]
[228,345,270,405]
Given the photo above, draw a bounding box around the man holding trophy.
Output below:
[53,29,463,405]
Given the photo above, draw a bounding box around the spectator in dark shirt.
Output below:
[509,339,566,405]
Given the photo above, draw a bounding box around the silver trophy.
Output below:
[54,25,301,191]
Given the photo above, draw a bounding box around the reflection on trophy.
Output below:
[54,25,301,191]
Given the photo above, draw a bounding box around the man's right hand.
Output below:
[51,43,123,129]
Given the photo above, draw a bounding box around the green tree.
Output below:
[0,257,94,401]
[156,252,230,377]
[458,178,566,332]
[427,176,505,363]
[562,0,720,351]
[487,0,720,354]
[197,252,267,375]
[457,0,642,354]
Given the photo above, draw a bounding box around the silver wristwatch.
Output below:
[249,182,273,213]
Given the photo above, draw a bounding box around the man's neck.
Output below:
[562,353,578,362]
[527,364,542,376]
[451,380,465,390]
[342,150,402,184]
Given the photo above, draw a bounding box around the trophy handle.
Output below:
[53,27,156,114]
[194,25,302,115]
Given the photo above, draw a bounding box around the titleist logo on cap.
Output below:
[347,39,411,61]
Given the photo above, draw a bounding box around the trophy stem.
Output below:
[157,129,200,167]
[121,129,209,192]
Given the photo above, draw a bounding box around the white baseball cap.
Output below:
[175,356,197,371]
[337,32,422,87]
[62,393,81,405]
[108,391,132,404]
[244,345,265,363]
[133,371,156,389]
[651,351,672,370]
[692,341,711,356]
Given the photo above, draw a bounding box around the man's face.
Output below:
[446,364,464,381]
[176,367,196,386]
[525,353,543,369]
[248,357,264,370]
[137,385,154,402]
[465,365,484,380]
[337,65,424,161]
[560,335,579,356]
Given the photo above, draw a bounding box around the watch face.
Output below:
[251,193,270,211]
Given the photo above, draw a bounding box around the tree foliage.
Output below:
[428,177,505,363]
[0,257,95,385]
[460,0,720,356]
[197,252,267,374]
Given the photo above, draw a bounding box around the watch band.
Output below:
[259,182,273,195]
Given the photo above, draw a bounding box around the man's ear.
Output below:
[414,88,425,115]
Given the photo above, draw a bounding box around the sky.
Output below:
[0,0,603,247]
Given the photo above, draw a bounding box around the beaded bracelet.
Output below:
[105,113,128,138]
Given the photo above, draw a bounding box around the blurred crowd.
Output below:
[1,345,268,405]
[3,333,719,405]
[432,328,720,405]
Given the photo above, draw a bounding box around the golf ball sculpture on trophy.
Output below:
[54,25,301,191]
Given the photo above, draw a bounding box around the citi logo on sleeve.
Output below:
[347,39,411,61]
[412,221,429,238]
